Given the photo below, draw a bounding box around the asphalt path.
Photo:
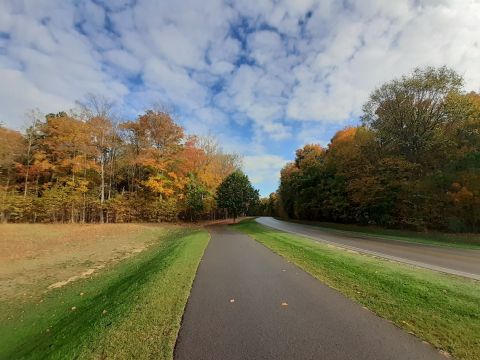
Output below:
[256,217,480,280]
[174,225,444,360]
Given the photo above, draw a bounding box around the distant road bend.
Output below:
[256,217,480,280]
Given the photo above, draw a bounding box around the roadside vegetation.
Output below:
[0,225,209,359]
[285,219,480,249]
[234,219,480,360]
[260,67,480,233]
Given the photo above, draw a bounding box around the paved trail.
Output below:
[174,225,444,360]
[256,217,480,280]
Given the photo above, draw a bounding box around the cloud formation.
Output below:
[1,0,479,194]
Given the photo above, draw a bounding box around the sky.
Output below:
[1,0,480,196]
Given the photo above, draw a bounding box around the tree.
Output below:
[216,171,259,222]
[361,66,463,166]
[0,126,24,222]
[40,112,96,223]
[276,68,480,231]
[21,110,43,197]
[84,116,112,222]
[78,94,116,223]
[0,106,239,223]
[258,192,278,216]
[0,127,24,179]
[185,174,209,221]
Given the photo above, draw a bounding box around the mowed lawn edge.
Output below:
[0,227,209,360]
[233,219,480,360]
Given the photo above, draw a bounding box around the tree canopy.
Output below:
[271,67,480,232]
[0,108,240,223]
[216,170,259,222]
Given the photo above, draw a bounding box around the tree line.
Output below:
[0,101,242,223]
[263,67,480,232]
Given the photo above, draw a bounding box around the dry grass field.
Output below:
[0,223,210,359]
[0,223,173,302]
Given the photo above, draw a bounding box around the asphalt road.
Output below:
[256,217,480,280]
[174,225,444,360]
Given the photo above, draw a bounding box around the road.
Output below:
[256,217,480,280]
[174,225,444,360]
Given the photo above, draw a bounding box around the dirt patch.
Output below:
[48,265,106,289]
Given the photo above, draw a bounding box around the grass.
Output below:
[0,226,209,359]
[0,223,174,300]
[283,218,480,249]
[233,219,480,360]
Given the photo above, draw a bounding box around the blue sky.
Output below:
[1,0,479,196]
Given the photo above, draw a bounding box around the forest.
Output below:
[265,67,480,232]
[3,66,480,231]
[0,102,241,223]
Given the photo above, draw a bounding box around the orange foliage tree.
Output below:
[0,109,239,223]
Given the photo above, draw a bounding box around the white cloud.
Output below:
[1,0,480,192]
[0,0,128,127]
[285,0,480,123]
[207,36,241,65]
[143,58,206,109]
[0,68,73,126]
[182,107,228,135]
[103,49,142,73]
[248,30,285,66]
[243,154,288,195]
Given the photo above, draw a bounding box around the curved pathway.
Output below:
[174,225,444,360]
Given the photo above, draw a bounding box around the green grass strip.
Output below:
[0,228,209,360]
[233,220,480,360]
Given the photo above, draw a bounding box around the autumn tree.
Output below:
[0,127,24,183]
[21,110,43,197]
[179,135,241,219]
[361,66,463,166]
[40,112,97,222]
[257,192,279,217]
[277,67,480,232]
[0,104,239,224]
[78,94,116,222]
[0,126,24,222]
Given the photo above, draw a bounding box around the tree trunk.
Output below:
[71,171,75,223]
[23,169,29,197]
[83,192,86,223]
[82,163,87,223]
[34,176,40,222]
[100,152,105,223]
[1,173,10,223]
[108,147,116,200]
[23,116,38,197]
